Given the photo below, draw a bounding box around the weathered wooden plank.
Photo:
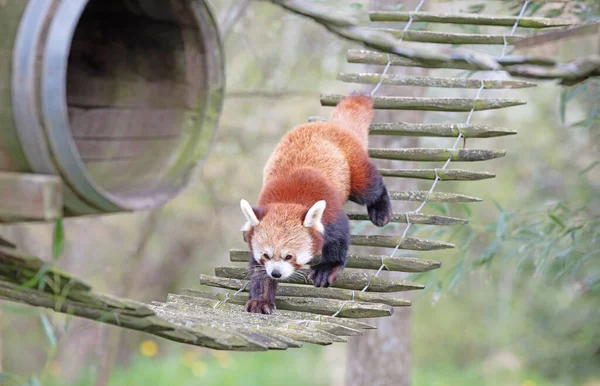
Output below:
[368,11,577,28]
[307,118,517,138]
[0,281,251,351]
[0,172,63,221]
[337,73,536,89]
[197,274,411,307]
[176,291,362,337]
[321,93,526,112]
[174,290,391,319]
[379,168,495,181]
[369,148,506,162]
[229,249,442,271]
[351,235,454,250]
[175,291,376,331]
[0,246,91,292]
[389,191,482,203]
[159,298,346,345]
[368,29,524,45]
[346,49,556,71]
[215,267,425,293]
[346,212,467,226]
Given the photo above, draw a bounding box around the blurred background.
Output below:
[0,0,599,385]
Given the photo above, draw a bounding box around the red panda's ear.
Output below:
[303,200,326,234]
[240,199,264,231]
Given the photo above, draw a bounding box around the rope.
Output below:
[331,0,531,317]
[213,281,249,309]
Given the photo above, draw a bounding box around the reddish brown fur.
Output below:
[260,95,375,222]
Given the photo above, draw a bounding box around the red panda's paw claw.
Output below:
[245,299,275,315]
[309,263,344,288]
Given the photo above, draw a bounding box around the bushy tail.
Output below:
[329,94,373,148]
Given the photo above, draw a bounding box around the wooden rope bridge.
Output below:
[0,1,589,351]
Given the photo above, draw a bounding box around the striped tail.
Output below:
[329,94,373,148]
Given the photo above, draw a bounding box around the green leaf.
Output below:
[0,304,37,315]
[40,311,57,349]
[18,263,52,290]
[492,200,505,213]
[467,4,485,13]
[544,8,563,18]
[548,213,566,229]
[429,203,448,215]
[52,218,64,261]
[559,89,567,124]
[461,203,472,218]
[447,260,465,291]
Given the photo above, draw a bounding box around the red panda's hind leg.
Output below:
[350,160,392,227]
[245,259,277,314]
[309,211,349,287]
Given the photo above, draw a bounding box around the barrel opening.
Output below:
[66,0,207,206]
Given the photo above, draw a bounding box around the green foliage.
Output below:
[51,219,64,262]
[39,312,57,349]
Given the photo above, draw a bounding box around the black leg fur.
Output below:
[349,161,392,227]
[245,259,277,314]
[309,211,350,287]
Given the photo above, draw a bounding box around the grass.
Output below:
[37,340,566,386]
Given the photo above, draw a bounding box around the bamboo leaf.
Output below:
[579,160,599,176]
[52,218,64,261]
[39,311,57,348]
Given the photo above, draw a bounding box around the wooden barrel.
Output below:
[0,0,224,215]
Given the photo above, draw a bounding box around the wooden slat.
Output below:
[368,29,524,45]
[229,249,442,272]
[337,73,536,89]
[369,148,506,162]
[346,212,467,226]
[167,293,361,337]
[307,118,517,138]
[321,94,526,112]
[214,267,425,292]
[346,49,556,71]
[368,11,577,28]
[197,275,411,307]
[169,291,394,320]
[177,289,392,318]
[379,168,495,181]
[350,235,454,250]
[389,191,482,203]
[0,173,63,222]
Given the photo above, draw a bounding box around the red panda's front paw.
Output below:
[245,299,275,314]
[309,263,344,288]
[367,193,392,227]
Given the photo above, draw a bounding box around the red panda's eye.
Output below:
[262,253,271,260]
[285,255,293,261]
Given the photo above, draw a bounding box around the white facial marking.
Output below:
[265,260,294,280]
[295,244,314,265]
[303,200,326,234]
[240,199,259,231]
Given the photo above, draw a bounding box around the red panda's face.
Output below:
[240,200,326,280]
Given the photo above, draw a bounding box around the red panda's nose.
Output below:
[271,270,282,278]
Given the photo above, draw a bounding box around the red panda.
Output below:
[240,95,391,314]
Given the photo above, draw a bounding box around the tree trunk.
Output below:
[345,1,428,385]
